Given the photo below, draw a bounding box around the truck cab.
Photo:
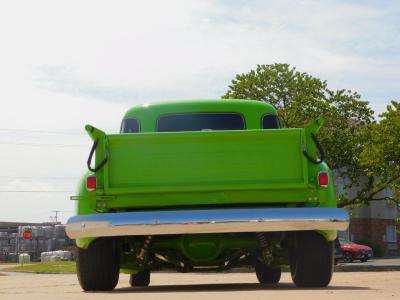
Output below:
[120,100,280,133]
[67,99,349,291]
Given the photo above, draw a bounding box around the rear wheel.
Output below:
[129,270,150,287]
[289,231,333,287]
[255,260,281,284]
[76,238,120,291]
[343,252,353,263]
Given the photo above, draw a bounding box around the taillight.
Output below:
[318,172,329,187]
[86,176,97,191]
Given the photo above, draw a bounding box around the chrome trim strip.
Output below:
[66,207,349,239]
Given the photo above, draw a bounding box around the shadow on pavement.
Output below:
[108,283,370,293]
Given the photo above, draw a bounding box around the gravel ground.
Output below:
[0,271,399,300]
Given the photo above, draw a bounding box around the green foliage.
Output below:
[224,64,330,127]
[223,63,400,207]
[223,64,373,170]
[354,102,400,205]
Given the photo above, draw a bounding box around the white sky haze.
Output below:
[0,0,399,223]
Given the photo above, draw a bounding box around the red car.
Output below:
[338,238,373,263]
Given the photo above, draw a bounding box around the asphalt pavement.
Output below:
[1,271,400,300]
[335,258,400,272]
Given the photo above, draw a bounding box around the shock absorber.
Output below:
[256,232,273,264]
[137,235,153,262]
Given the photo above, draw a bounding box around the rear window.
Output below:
[262,114,280,129]
[157,113,245,132]
[120,118,140,133]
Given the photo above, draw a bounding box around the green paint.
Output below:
[76,237,97,249]
[152,234,258,263]
[71,99,339,268]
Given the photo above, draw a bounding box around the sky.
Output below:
[0,0,399,223]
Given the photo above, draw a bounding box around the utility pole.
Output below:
[51,210,61,224]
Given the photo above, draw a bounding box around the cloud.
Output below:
[35,65,138,103]
[10,0,396,112]
[0,0,399,222]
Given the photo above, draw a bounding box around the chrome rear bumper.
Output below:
[66,207,349,239]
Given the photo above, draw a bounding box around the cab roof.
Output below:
[124,99,277,119]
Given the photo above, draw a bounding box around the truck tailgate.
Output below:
[100,129,308,194]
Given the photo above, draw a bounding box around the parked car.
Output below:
[334,238,343,263]
[338,238,373,263]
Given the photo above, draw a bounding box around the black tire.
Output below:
[360,256,368,263]
[289,231,333,287]
[343,252,353,263]
[129,270,150,287]
[255,260,281,284]
[76,238,120,291]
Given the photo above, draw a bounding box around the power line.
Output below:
[0,210,75,222]
[0,141,87,147]
[0,190,74,193]
[0,175,76,180]
[0,128,85,136]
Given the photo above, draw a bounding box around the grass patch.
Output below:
[4,261,76,273]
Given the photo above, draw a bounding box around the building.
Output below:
[335,174,400,256]
[348,200,399,256]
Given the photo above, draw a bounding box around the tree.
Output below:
[222,63,386,207]
[346,101,400,207]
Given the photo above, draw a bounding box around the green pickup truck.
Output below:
[66,99,349,291]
